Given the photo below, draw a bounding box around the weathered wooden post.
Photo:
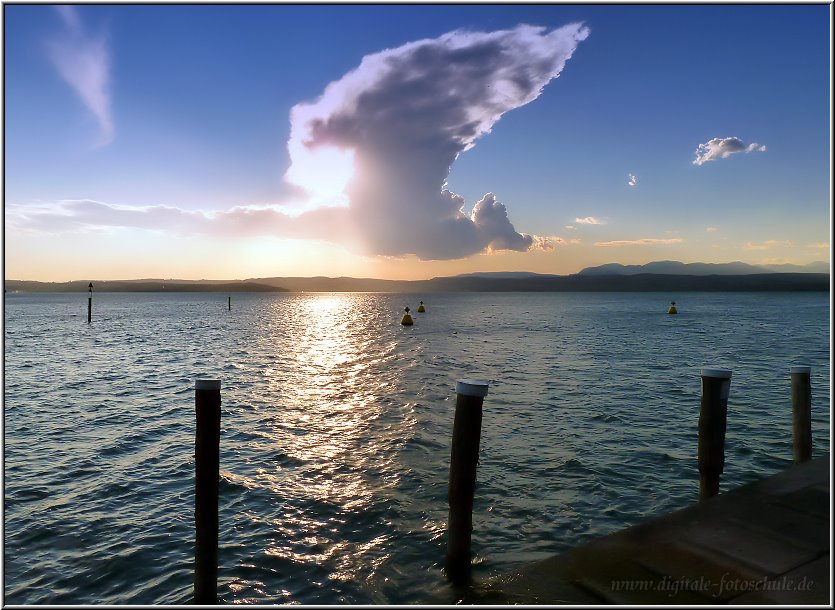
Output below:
[87,282,93,323]
[228,295,231,311]
[790,365,812,464]
[698,367,731,501]
[446,379,489,585]
[194,379,221,604]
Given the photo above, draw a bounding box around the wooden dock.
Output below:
[459,456,830,605]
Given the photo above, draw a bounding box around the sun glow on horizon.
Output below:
[285,145,356,211]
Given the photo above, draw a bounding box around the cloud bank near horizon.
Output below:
[45,6,113,146]
[594,237,683,247]
[693,137,766,166]
[13,23,590,260]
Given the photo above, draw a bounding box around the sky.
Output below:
[3,4,831,281]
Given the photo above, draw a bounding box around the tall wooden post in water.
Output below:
[698,368,731,501]
[87,282,93,323]
[447,379,489,585]
[194,379,221,604]
[790,365,812,464]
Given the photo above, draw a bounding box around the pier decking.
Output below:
[469,456,830,605]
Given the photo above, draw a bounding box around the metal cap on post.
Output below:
[194,379,221,605]
[698,367,732,501]
[455,379,490,398]
[447,378,489,586]
[790,365,812,464]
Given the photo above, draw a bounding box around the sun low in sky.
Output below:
[3,4,830,281]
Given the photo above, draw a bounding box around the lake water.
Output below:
[3,291,830,604]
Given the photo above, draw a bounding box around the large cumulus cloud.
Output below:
[287,23,590,259]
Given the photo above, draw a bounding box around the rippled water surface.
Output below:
[3,291,830,604]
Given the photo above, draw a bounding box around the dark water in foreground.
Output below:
[3,291,830,604]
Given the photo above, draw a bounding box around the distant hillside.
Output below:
[761,261,830,273]
[452,271,561,279]
[578,260,829,276]
[7,273,827,293]
[4,280,287,293]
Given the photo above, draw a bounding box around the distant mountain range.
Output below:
[576,260,829,276]
[5,261,829,293]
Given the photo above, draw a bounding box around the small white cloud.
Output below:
[693,137,766,166]
[806,242,829,250]
[706,226,718,233]
[528,235,582,251]
[575,216,604,225]
[564,225,576,230]
[594,238,683,247]
[744,239,794,251]
[45,6,113,146]
[627,173,637,187]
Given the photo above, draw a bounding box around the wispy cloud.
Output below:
[706,226,718,233]
[693,137,766,166]
[627,173,637,187]
[744,239,794,250]
[593,238,684,247]
[575,216,604,225]
[806,242,829,250]
[45,6,113,145]
[564,225,576,230]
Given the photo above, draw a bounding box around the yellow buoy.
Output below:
[667,300,678,315]
[401,306,414,325]
[417,300,426,313]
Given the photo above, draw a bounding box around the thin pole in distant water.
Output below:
[87,282,93,323]
[446,379,489,585]
[194,379,221,605]
[698,367,731,501]
[790,365,812,463]
[228,295,231,311]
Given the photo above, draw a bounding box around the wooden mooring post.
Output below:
[87,282,93,323]
[194,379,221,605]
[698,367,731,501]
[228,295,231,311]
[790,365,812,464]
[446,379,489,585]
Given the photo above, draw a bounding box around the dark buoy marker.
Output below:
[446,379,489,585]
[87,282,93,323]
[790,365,812,464]
[401,306,414,326]
[667,300,677,314]
[194,379,221,605]
[417,300,426,313]
[698,367,731,500]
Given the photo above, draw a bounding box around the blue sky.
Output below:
[4,4,831,280]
